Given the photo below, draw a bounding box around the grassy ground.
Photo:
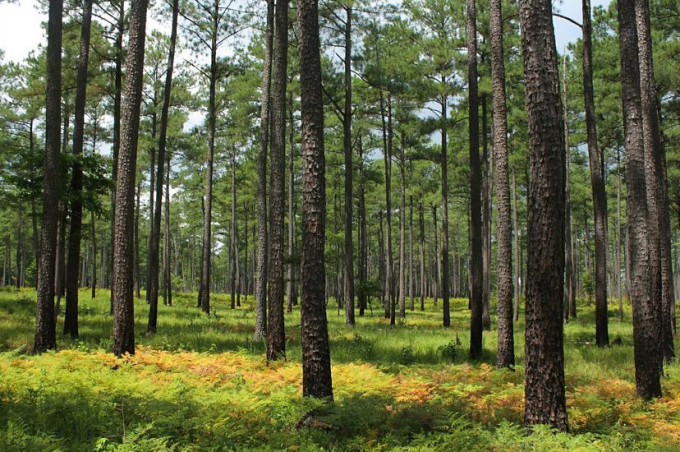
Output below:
[0,287,678,451]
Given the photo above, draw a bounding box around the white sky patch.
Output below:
[0,0,44,62]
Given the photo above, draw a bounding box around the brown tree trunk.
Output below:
[419,202,425,311]
[64,0,93,338]
[467,0,483,357]
[112,0,149,356]
[398,137,406,318]
[481,94,491,332]
[490,0,514,369]
[519,0,568,431]
[635,0,674,363]
[343,5,355,327]
[35,0,62,353]
[267,0,288,360]
[297,0,333,400]
[358,136,367,316]
[134,183,141,298]
[164,156,172,306]
[512,170,521,321]
[563,54,577,321]
[255,0,274,342]
[91,211,96,299]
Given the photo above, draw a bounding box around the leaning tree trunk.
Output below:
[490,0,514,369]
[297,0,333,400]
[519,0,568,431]
[64,0,94,338]
[35,0,63,353]
[635,0,675,363]
[147,0,179,334]
[267,0,288,361]
[467,0,483,358]
[618,0,661,399]
[255,0,274,342]
[583,0,609,347]
[112,0,149,357]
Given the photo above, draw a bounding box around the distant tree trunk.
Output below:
[64,0,93,338]
[512,170,521,321]
[297,0,333,400]
[199,12,218,315]
[419,202,425,311]
[481,94,491,332]
[91,211,96,299]
[563,54,577,321]
[519,0,568,431]
[467,0,483,358]
[618,0,661,398]
[490,0,514,369]
[34,0,62,353]
[148,0,178,333]
[146,138,156,303]
[343,5,355,327]
[583,0,609,347]
[381,92,393,322]
[432,205,440,306]
[635,0,674,363]
[358,137,367,316]
[164,158,171,306]
[398,137,406,318]
[616,148,623,320]
[134,183,141,298]
[267,0,288,360]
[112,0,149,356]
[255,0,274,342]
[408,195,414,311]
[231,149,239,310]
[287,93,296,314]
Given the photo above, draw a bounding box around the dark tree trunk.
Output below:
[134,183,141,298]
[199,6,218,315]
[297,0,333,400]
[164,158,171,306]
[467,0,483,357]
[490,0,514,369]
[408,195,414,311]
[287,93,297,314]
[381,92,393,322]
[148,0,179,333]
[231,149,239,310]
[635,0,674,363]
[112,0,149,356]
[64,0,94,338]
[255,0,274,342]
[583,0,609,347]
[91,211,96,299]
[512,170,521,321]
[398,137,406,318]
[35,0,62,353]
[343,5,355,327]
[419,202,425,311]
[358,136,367,316]
[481,94,491,332]
[519,0,568,431]
[432,205,440,306]
[618,0,661,398]
[267,0,288,360]
[563,54,576,321]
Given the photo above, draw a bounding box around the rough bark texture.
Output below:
[635,0,675,363]
[490,0,514,369]
[618,0,662,398]
[64,0,93,339]
[267,0,288,361]
[112,0,149,356]
[35,0,63,353]
[519,0,568,431]
[467,0,483,358]
[148,0,179,334]
[583,0,609,347]
[343,5,355,327]
[297,0,333,400]
[255,0,274,342]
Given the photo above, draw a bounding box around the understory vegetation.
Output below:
[0,287,678,451]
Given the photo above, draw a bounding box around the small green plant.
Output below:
[438,340,459,362]
[400,345,415,365]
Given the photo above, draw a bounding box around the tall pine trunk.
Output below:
[343,5,355,327]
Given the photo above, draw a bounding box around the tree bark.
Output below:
[148,0,179,333]
[255,0,274,342]
[297,0,333,400]
[34,0,62,353]
[519,0,568,431]
[490,0,514,369]
[467,0,483,357]
[343,5,355,327]
[358,136,367,316]
[64,0,94,338]
[112,0,149,356]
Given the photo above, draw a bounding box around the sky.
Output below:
[0,0,614,65]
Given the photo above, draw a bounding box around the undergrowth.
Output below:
[0,286,678,450]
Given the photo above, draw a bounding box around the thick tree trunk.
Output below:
[112,0,149,356]
[267,0,288,360]
[583,0,609,347]
[519,0,568,431]
[297,0,333,400]
[618,0,661,398]
[490,0,514,369]
[34,0,62,353]
[64,0,94,338]
[635,0,674,363]
[467,0,483,357]
[255,0,274,342]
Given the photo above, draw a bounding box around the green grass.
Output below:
[0,286,678,450]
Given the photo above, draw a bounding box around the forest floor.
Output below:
[0,287,679,451]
